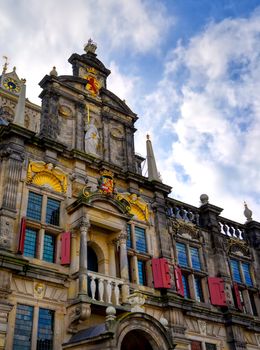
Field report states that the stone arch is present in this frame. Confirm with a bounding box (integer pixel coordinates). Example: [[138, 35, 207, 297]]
[[115, 313, 174, 350], [87, 240, 105, 274]]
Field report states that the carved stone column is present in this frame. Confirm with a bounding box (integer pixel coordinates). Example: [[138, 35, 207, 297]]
[[1, 149, 24, 211], [79, 217, 90, 295], [118, 230, 129, 303], [0, 148, 24, 251]]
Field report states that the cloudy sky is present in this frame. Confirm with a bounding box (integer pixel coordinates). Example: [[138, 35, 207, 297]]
[[1, 0, 260, 223]]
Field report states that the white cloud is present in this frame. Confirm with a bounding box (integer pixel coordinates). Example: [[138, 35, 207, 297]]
[[137, 9, 260, 223], [0, 0, 173, 103]]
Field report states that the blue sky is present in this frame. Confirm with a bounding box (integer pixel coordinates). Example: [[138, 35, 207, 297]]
[[1, 0, 260, 223]]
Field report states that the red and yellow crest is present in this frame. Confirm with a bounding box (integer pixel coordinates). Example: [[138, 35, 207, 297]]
[[98, 170, 114, 194]]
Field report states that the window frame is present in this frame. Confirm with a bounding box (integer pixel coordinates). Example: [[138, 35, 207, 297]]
[[126, 222, 151, 286], [23, 188, 63, 264], [13, 303, 55, 350], [175, 239, 206, 303]]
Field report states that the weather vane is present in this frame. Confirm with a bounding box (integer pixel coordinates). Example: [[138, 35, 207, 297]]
[[2, 55, 9, 73]]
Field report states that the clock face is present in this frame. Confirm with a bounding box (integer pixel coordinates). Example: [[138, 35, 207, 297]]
[[3, 77, 21, 93]]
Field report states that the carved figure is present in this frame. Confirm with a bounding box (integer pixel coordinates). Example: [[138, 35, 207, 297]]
[[84, 120, 99, 156]]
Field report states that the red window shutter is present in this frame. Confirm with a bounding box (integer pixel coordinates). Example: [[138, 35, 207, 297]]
[[233, 282, 243, 311], [208, 277, 226, 306], [152, 258, 163, 288], [191, 341, 202, 350], [152, 258, 171, 289], [17, 217, 26, 254], [174, 266, 184, 296], [61, 232, 71, 265], [160, 258, 171, 288]]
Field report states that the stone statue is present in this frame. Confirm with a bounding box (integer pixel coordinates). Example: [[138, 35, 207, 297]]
[[84, 119, 100, 156]]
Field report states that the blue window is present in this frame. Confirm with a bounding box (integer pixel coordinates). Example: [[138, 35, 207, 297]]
[[37, 308, 54, 350], [182, 274, 190, 298], [194, 277, 204, 302], [176, 243, 188, 267], [126, 224, 132, 249], [241, 262, 253, 286], [135, 227, 147, 253], [46, 198, 60, 226], [138, 260, 146, 285], [230, 259, 242, 283], [190, 247, 201, 271], [24, 228, 37, 258], [13, 304, 34, 350], [27, 192, 42, 221], [43, 234, 55, 263]]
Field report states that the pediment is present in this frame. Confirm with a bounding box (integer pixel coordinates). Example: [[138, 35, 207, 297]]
[[101, 89, 137, 119]]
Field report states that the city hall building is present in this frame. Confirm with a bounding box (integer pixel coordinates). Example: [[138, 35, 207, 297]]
[[0, 40, 260, 350]]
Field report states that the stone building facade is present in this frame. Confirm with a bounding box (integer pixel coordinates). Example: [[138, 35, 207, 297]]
[[0, 41, 260, 350]]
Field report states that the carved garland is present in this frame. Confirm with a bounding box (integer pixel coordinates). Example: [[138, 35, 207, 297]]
[[27, 161, 67, 193]]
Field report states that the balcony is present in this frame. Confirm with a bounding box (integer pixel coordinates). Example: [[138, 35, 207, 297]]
[[87, 271, 128, 306]]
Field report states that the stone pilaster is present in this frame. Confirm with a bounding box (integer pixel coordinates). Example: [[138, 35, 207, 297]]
[[75, 101, 85, 151], [125, 126, 135, 172], [101, 111, 110, 162], [79, 217, 90, 295]]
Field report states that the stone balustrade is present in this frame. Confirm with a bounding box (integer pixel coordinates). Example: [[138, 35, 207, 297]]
[[87, 271, 126, 306], [218, 218, 245, 240], [166, 200, 200, 225]]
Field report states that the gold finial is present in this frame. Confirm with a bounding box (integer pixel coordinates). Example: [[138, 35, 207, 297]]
[[2, 56, 8, 73]]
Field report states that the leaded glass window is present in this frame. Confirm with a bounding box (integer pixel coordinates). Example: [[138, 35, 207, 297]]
[[138, 260, 146, 285], [37, 308, 54, 350], [43, 234, 55, 263], [13, 304, 34, 350], [230, 259, 242, 283], [176, 242, 188, 267], [194, 276, 204, 302], [205, 344, 217, 350], [126, 224, 132, 249], [135, 227, 147, 253], [46, 198, 60, 226], [27, 192, 42, 221], [241, 262, 253, 286], [23, 228, 37, 258], [182, 274, 190, 298], [190, 247, 201, 270]]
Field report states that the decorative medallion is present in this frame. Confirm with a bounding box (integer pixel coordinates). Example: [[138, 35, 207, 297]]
[[116, 192, 149, 222], [98, 170, 114, 194], [27, 161, 67, 193], [59, 105, 73, 117]]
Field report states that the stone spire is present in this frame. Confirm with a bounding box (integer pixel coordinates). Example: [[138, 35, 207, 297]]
[[146, 134, 161, 182], [13, 79, 26, 127]]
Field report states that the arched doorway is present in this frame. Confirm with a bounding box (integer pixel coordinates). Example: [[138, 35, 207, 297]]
[[121, 330, 153, 350], [87, 246, 98, 272], [87, 245, 98, 299]]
